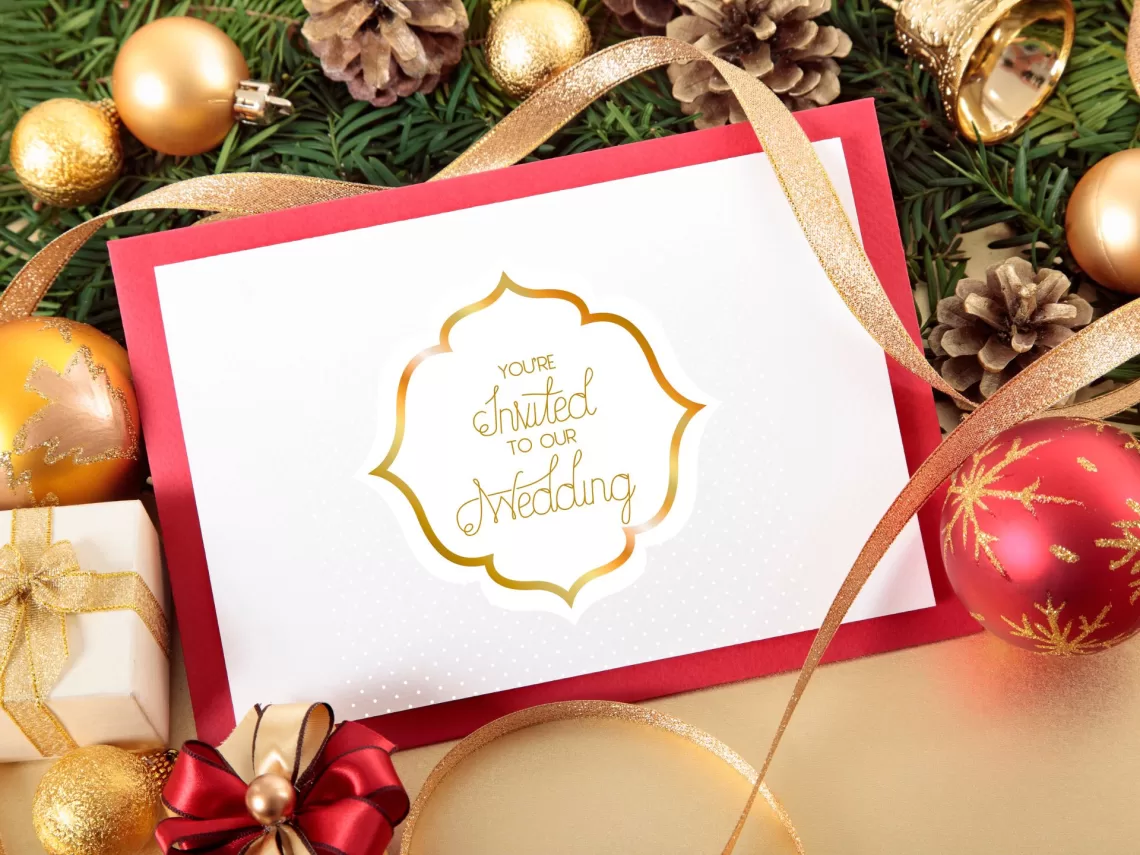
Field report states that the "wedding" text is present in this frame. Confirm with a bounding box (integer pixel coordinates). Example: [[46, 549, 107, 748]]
[[455, 449, 635, 536]]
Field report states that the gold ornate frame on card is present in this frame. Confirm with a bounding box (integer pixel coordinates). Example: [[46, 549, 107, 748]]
[[369, 273, 704, 607]]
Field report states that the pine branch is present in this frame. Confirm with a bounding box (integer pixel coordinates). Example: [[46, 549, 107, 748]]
[[0, 0, 690, 340]]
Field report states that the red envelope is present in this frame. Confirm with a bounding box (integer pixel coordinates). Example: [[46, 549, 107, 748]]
[[111, 98, 979, 749]]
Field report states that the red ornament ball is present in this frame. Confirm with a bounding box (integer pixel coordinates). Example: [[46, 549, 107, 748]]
[[941, 417, 1140, 655]]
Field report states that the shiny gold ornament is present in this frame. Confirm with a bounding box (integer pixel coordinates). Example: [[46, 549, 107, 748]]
[[245, 773, 298, 825], [32, 745, 160, 855], [0, 318, 140, 510], [485, 0, 592, 98], [1065, 149, 1140, 295], [112, 17, 292, 157], [9, 99, 123, 207], [884, 0, 1074, 144]]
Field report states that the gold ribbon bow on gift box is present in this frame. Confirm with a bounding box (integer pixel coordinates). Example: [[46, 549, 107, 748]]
[[0, 507, 168, 756]]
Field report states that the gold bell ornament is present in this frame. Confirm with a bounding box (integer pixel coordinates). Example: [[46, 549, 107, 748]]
[[485, 0, 593, 99], [883, 0, 1075, 143], [10, 16, 292, 206]]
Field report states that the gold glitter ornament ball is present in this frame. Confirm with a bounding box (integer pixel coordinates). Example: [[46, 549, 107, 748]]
[[33, 745, 160, 855], [112, 17, 249, 156], [1066, 149, 1140, 294], [0, 318, 140, 510], [9, 99, 123, 207], [485, 0, 592, 98]]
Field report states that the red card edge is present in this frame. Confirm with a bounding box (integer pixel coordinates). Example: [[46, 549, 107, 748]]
[[109, 97, 979, 750]]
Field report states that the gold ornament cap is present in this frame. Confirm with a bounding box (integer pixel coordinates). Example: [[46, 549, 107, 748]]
[[10, 98, 123, 207], [886, 0, 1075, 143]]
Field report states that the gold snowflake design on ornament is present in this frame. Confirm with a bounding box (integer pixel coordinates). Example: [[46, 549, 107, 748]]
[[1062, 419, 1110, 435], [942, 437, 1080, 577], [1094, 498, 1140, 606], [13, 347, 138, 465], [1002, 594, 1128, 655], [38, 317, 75, 342]]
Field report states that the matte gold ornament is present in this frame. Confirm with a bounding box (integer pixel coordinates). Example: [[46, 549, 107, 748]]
[[0, 318, 140, 510], [112, 17, 292, 157], [884, 0, 1075, 143], [1065, 148, 1140, 295], [9, 99, 123, 207], [32, 745, 160, 855], [485, 0, 592, 98]]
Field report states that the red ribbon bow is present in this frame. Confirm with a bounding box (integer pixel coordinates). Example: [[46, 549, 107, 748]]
[[156, 703, 408, 855]]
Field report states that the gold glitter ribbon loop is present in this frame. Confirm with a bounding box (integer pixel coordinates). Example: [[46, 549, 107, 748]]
[[0, 507, 169, 756], [400, 700, 805, 854]]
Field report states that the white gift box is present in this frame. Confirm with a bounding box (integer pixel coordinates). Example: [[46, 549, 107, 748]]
[[0, 500, 168, 762]]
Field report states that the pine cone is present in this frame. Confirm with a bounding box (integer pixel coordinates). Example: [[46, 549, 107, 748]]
[[602, 0, 678, 34], [302, 0, 469, 107], [665, 0, 852, 128], [929, 257, 1093, 403]]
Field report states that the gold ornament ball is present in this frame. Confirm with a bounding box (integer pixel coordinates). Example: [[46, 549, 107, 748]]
[[0, 318, 140, 510], [112, 16, 249, 156], [9, 99, 123, 207], [33, 745, 160, 855], [1066, 148, 1140, 295], [485, 0, 592, 99], [245, 773, 297, 825]]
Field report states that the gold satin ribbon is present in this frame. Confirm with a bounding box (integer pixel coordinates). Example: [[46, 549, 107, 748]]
[[216, 703, 336, 855], [0, 507, 169, 756], [5, 34, 1140, 847]]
